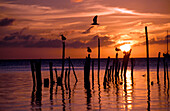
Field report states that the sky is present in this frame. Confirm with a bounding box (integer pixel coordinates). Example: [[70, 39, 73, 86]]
[[0, 0, 170, 59]]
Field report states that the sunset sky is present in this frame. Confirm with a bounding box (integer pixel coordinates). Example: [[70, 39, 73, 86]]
[[0, 0, 170, 59]]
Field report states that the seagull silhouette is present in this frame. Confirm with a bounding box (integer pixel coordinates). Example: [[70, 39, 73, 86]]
[[87, 47, 92, 53], [61, 34, 66, 40], [91, 15, 99, 25], [115, 47, 121, 51]]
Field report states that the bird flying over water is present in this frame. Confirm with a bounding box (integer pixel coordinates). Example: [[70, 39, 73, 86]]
[[61, 34, 66, 40], [91, 15, 99, 25], [87, 47, 92, 53]]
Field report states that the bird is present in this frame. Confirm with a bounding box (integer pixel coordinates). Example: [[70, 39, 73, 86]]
[[142, 74, 146, 77], [61, 34, 66, 40], [87, 47, 92, 53], [91, 15, 99, 25], [115, 47, 121, 51]]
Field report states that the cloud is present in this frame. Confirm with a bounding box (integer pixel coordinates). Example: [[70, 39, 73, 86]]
[[0, 18, 15, 26]]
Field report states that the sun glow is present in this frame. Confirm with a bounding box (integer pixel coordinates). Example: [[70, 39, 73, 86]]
[[120, 44, 131, 52]]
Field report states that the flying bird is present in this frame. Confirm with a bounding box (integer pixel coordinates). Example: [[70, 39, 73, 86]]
[[115, 47, 121, 51], [61, 34, 66, 40], [87, 47, 92, 53], [91, 15, 99, 25]]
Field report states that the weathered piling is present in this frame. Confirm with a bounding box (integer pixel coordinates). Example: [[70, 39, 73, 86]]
[[166, 62, 169, 84], [117, 62, 121, 81], [157, 52, 160, 84], [44, 78, 49, 87], [84, 54, 91, 89], [49, 62, 54, 84], [115, 53, 118, 84], [92, 60, 94, 85], [65, 68, 68, 90], [103, 56, 110, 85], [163, 57, 166, 86], [131, 58, 134, 85], [70, 60, 78, 82], [145, 26, 150, 90], [61, 41, 65, 82], [121, 57, 125, 80], [145, 26, 150, 111], [123, 49, 132, 90], [35, 61, 42, 89], [30, 60, 36, 87], [68, 57, 71, 80], [112, 59, 115, 82], [54, 68, 58, 82], [98, 38, 100, 80]]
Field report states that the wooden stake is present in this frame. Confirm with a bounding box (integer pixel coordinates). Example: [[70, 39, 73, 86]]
[[92, 60, 94, 85], [54, 68, 58, 82], [35, 61, 42, 89], [49, 62, 54, 84], [70, 60, 78, 82], [131, 58, 134, 85], [157, 52, 160, 84], [163, 57, 166, 87], [112, 59, 115, 82], [98, 38, 100, 80], [115, 53, 118, 84], [61, 41, 65, 82], [30, 60, 36, 87], [103, 56, 110, 84]]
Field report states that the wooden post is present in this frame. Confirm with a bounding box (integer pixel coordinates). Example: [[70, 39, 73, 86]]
[[117, 62, 121, 81], [30, 60, 36, 87], [68, 57, 71, 79], [65, 68, 68, 90], [112, 59, 115, 82], [92, 60, 94, 85], [54, 68, 58, 82], [121, 57, 125, 80], [35, 61, 42, 89], [131, 58, 134, 85], [70, 60, 78, 82], [166, 62, 169, 85], [84, 54, 91, 89], [163, 57, 166, 87], [98, 38, 100, 80], [49, 62, 54, 84], [145, 26, 150, 111], [103, 56, 110, 84], [115, 53, 118, 84], [61, 41, 65, 82], [157, 52, 160, 84]]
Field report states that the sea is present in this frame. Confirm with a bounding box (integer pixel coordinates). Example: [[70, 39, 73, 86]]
[[0, 58, 169, 111]]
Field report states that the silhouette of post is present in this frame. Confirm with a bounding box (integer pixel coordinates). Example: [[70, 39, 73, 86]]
[[163, 57, 166, 86], [121, 57, 125, 80], [145, 26, 150, 111], [115, 53, 118, 84], [35, 61, 42, 89], [92, 60, 94, 85], [166, 62, 169, 85], [131, 58, 134, 85], [30, 60, 36, 87], [103, 56, 110, 85], [54, 68, 58, 82], [65, 68, 68, 90], [68, 57, 71, 81], [49, 62, 54, 84], [157, 52, 160, 84], [61, 41, 65, 82], [84, 54, 91, 89], [112, 59, 115, 82], [70, 60, 78, 82], [98, 38, 100, 81]]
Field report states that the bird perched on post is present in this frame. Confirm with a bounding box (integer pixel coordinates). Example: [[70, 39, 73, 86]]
[[61, 34, 66, 40], [115, 47, 121, 51], [91, 15, 99, 25], [87, 47, 92, 53]]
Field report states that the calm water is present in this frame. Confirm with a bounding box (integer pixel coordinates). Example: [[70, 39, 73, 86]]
[[0, 58, 170, 111]]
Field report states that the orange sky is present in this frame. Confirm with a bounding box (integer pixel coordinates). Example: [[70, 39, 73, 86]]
[[0, 0, 170, 59]]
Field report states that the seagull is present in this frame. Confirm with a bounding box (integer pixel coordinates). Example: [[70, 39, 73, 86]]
[[61, 34, 66, 40], [91, 15, 99, 25], [115, 47, 121, 51], [87, 47, 92, 53]]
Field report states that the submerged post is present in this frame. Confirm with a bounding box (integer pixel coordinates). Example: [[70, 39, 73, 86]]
[[49, 62, 54, 84], [166, 62, 169, 85], [103, 56, 110, 84], [54, 68, 58, 82], [145, 26, 150, 89], [163, 57, 166, 86], [115, 53, 118, 84], [70, 60, 78, 82], [35, 61, 42, 89], [157, 52, 160, 84], [30, 60, 36, 87], [112, 59, 115, 82], [98, 38, 100, 80], [131, 58, 134, 85], [92, 60, 94, 85], [61, 41, 65, 82], [145, 26, 150, 111]]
